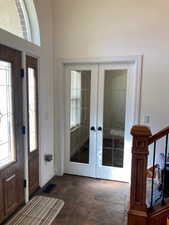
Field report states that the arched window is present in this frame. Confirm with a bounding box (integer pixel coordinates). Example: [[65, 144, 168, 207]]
[[0, 0, 40, 46]]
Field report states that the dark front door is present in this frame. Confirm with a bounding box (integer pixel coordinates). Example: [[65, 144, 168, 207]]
[[26, 56, 39, 196], [0, 44, 24, 223]]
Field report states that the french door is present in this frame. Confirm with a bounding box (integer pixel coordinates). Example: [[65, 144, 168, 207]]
[[65, 62, 137, 182], [0, 45, 24, 223], [65, 64, 98, 177], [96, 64, 133, 182]]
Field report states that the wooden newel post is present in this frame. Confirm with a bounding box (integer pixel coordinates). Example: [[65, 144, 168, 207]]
[[128, 126, 152, 225]]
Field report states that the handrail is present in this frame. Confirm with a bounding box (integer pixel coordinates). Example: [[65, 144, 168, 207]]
[[148, 126, 169, 145], [128, 125, 169, 225], [128, 126, 151, 225]]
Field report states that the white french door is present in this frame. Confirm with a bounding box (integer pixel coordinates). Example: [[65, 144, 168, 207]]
[[64, 64, 98, 177], [64, 62, 139, 182], [96, 64, 135, 182]]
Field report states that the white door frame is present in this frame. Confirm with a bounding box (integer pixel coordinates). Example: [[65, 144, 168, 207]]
[[56, 56, 143, 180]]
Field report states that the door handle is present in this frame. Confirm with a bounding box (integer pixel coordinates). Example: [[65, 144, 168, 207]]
[[98, 127, 102, 131], [91, 126, 96, 131]]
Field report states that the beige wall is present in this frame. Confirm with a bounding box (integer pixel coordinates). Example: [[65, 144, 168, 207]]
[[0, 0, 167, 178], [34, 0, 55, 185], [0, 0, 23, 38], [53, 0, 169, 172], [54, 0, 169, 130]]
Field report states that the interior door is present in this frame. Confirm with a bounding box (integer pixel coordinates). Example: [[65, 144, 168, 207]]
[[26, 56, 39, 196], [96, 64, 134, 182], [64, 64, 98, 177], [0, 44, 24, 223], [64, 63, 136, 182]]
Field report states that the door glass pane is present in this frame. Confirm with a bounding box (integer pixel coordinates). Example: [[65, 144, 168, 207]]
[[28, 68, 37, 152], [102, 70, 127, 168], [0, 60, 15, 167], [70, 70, 91, 164]]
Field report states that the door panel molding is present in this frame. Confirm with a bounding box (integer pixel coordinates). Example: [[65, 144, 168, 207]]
[[0, 182, 4, 223], [4, 173, 17, 216]]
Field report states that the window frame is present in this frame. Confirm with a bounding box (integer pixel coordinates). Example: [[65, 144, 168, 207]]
[[0, 0, 40, 45], [17, 0, 32, 42]]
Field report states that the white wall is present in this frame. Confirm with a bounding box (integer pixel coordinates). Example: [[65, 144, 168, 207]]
[[34, 0, 55, 186], [53, 0, 169, 173], [0, 0, 55, 187], [0, 0, 23, 38]]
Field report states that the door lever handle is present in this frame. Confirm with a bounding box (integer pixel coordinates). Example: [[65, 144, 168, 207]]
[[98, 127, 102, 131], [91, 126, 96, 131]]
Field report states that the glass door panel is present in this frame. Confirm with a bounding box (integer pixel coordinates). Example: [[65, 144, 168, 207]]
[[0, 60, 15, 167], [70, 70, 91, 164], [102, 70, 127, 168], [28, 68, 38, 152]]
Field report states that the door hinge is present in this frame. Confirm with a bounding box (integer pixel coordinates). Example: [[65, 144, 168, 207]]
[[21, 68, 25, 78], [24, 179, 27, 188], [22, 126, 26, 135]]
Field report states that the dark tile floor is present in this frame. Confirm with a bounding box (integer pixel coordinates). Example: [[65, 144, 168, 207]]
[[43, 175, 130, 225]]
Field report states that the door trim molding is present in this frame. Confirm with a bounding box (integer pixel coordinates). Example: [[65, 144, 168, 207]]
[[55, 55, 143, 176]]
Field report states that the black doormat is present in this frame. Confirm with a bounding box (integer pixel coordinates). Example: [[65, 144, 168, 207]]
[[43, 183, 56, 193]]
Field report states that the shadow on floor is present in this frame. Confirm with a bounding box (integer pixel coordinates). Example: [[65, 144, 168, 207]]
[[41, 175, 130, 225]]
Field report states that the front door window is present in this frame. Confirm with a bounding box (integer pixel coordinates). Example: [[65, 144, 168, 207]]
[[0, 60, 15, 167]]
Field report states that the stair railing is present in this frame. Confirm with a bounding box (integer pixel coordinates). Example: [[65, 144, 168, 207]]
[[128, 125, 169, 225]]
